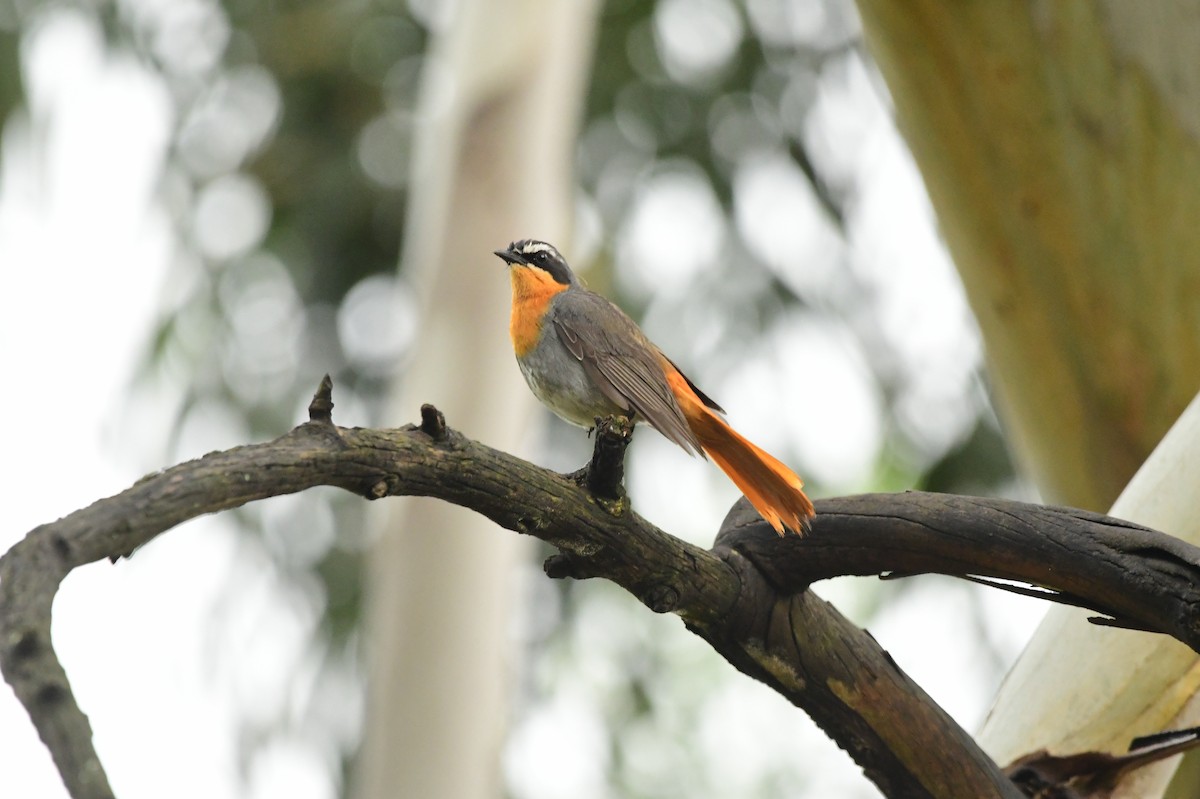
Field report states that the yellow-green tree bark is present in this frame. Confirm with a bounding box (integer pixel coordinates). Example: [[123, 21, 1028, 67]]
[[858, 0, 1200, 511]]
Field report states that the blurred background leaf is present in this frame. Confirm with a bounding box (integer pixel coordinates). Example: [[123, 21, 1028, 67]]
[[0, 1, 1035, 797]]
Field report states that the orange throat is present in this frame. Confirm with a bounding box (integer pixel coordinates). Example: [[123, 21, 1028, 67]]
[[509, 266, 568, 357]]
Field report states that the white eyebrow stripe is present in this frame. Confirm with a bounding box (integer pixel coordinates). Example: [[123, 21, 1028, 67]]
[[520, 241, 559, 257]]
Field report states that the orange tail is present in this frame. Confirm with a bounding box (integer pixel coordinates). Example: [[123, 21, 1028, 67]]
[[670, 377, 814, 535]]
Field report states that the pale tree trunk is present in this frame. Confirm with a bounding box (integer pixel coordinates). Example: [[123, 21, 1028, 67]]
[[353, 3, 599, 799], [855, 1, 1200, 795]]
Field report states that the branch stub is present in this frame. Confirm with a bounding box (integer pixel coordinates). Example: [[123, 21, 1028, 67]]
[[419, 404, 447, 440], [308, 375, 335, 422]]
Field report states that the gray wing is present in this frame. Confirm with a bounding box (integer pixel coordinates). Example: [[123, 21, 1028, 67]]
[[551, 290, 704, 455]]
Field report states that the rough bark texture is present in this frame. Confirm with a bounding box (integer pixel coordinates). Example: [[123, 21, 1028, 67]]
[[719, 494, 1200, 649], [8, 381, 1200, 798]]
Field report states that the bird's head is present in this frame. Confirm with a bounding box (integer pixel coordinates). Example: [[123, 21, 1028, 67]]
[[494, 239, 577, 287]]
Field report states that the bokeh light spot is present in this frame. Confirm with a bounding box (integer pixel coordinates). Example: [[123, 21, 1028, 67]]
[[144, 0, 231, 77], [178, 65, 282, 177], [733, 151, 842, 297], [217, 253, 303, 404], [654, 0, 743, 85], [618, 164, 724, 298], [336, 274, 418, 376], [194, 172, 272, 261], [356, 113, 412, 189]]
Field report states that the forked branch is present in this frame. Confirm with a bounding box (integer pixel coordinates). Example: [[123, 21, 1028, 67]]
[[4, 377, 1200, 799]]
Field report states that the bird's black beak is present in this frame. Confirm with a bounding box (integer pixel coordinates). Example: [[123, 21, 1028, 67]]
[[494, 247, 525, 266]]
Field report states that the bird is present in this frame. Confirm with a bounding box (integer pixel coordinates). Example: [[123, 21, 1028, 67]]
[[494, 238, 814, 535]]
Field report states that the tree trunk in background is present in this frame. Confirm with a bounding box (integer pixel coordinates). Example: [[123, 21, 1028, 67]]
[[353, 3, 598, 799], [855, 1, 1200, 795], [858, 0, 1200, 511]]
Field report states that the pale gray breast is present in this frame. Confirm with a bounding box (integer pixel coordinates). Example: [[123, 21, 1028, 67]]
[[518, 315, 627, 428]]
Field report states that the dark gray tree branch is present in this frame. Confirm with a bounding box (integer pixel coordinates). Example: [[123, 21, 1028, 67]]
[[718, 494, 1200, 650], [3, 377, 1198, 798]]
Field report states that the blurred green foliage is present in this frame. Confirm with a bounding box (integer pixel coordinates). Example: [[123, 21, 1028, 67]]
[[0, 0, 1022, 796]]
